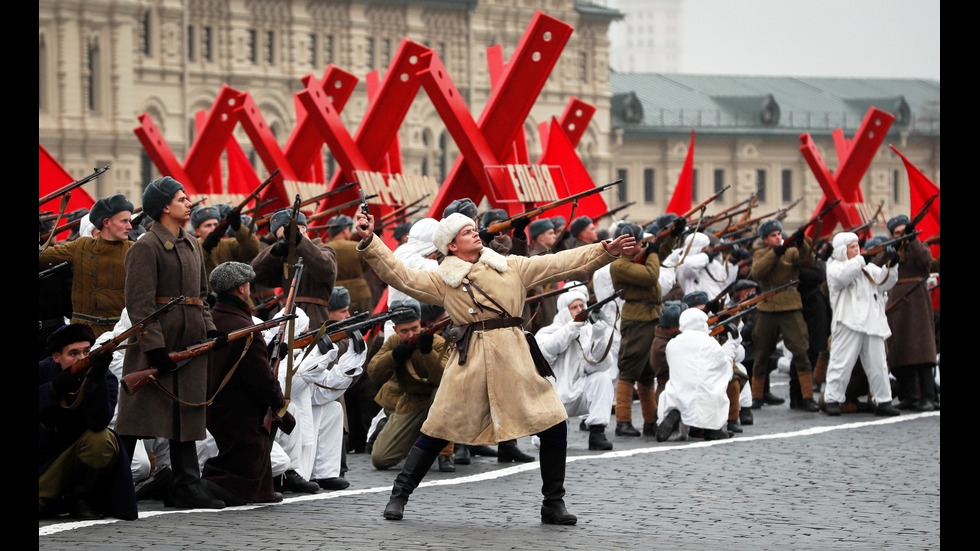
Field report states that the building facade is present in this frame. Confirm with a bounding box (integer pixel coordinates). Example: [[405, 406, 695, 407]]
[[39, 0, 621, 201]]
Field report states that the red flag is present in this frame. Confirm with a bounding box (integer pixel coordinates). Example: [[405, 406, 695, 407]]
[[666, 130, 695, 215], [39, 144, 96, 215], [890, 145, 940, 310]]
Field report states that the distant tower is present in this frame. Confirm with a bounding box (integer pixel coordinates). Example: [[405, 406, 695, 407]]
[[607, 0, 682, 73]]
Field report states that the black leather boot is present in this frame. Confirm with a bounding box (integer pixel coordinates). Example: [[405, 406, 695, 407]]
[[656, 409, 681, 442], [615, 422, 641, 437], [384, 445, 439, 520], [67, 463, 106, 520], [498, 439, 535, 463], [539, 433, 576, 525], [454, 444, 471, 465], [168, 440, 225, 509], [588, 425, 613, 450]]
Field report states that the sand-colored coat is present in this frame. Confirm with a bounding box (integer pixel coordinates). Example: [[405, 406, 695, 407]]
[[358, 236, 616, 445], [115, 223, 215, 441]]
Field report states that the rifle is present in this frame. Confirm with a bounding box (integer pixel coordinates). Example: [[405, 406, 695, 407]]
[[926, 234, 940, 246], [121, 314, 295, 396], [906, 193, 940, 233], [709, 307, 757, 337], [862, 230, 922, 257], [592, 201, 636, 224], [38, 209, 90, 242], [704, 234, 758, 256], [39, 262, 69, 281], [716, 198, 801, 238], [380, 205, 428, 230], [39, 165, 110, 206], [782, 199, 841, 248], [377, 193, 431, 225], [572, 289, 625, 323], [525, 282, 587, 305], [250, 291, 285, 315], [708, 280, 798, 326], [289, 311, 372, 350], [846, 202, 884, 238], [405, 316, 453, 346], [688, 193, 759, 231], [634, 186, 731, 265], [486, 179, 624, 234], [283, 195, 303, 279], [242, 198, 278, 218], [265, 256, 304, 430], [207, 169, 279, 240], [253, 183, 359, 228]]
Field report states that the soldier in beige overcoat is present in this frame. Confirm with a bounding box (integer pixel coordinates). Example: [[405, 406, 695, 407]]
[[354, 210, 634, 526]]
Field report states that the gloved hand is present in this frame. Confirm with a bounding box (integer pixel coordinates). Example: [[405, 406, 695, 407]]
[[87, 351, 112, 379], [418, 332, 435, 355], [792, 228, 806, 245], [349, 330, 366, 354], [479, 230, 499, 243], [671, 218, 687, 238], [392, 341, 417, 364], [202, 231, 222, 253], [146, 348, 178, 372], [510, 217, 530, 240], [207, 330, 228, 350], [885, 245, 901, 267], [277, 411, 296, 435], [773, 245, 787, 257], [316, 336, 335, 355], [227, 210, 242, 231], [588, 309, 607, 324], [50, 368, 84, 397]]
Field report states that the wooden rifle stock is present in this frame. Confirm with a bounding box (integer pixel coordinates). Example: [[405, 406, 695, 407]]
[[707, 280, 798, 326], [572, 289, 625, 323], [783, 199, 841, 247]]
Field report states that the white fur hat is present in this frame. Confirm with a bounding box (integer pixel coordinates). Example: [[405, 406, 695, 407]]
[[432, 213, 477, 256]]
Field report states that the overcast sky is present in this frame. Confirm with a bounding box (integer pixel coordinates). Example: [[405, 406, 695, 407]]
[[680, 0, 940, 80]]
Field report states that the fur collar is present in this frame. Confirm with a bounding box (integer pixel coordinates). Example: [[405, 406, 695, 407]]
[[437, 247, 509, 287]]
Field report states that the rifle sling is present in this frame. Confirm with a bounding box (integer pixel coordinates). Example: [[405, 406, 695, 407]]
[[155, 297, 205, 306], [147, 333, 255, 407]]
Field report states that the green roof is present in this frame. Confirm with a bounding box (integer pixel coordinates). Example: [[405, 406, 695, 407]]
[[610, 73, 940, 137]]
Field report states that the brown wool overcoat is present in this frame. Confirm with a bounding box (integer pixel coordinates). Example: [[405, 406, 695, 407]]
[[886, 239, 938, 368], [115, 223, 215, 441]]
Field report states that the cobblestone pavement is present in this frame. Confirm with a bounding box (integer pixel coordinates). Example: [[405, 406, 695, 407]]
[[40, 377, 941, 550]]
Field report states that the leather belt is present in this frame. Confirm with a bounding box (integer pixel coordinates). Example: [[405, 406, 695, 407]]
[[896, 277, 922, 284], [444, 317, 523, 365], [296, 296, 331, 308], [71, 313, 121, 324], [155, 297, 205, 306]]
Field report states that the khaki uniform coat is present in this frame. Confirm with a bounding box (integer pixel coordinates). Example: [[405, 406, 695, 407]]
[[359, 236, 616, 445], [39, 237, 133, 336], [202, 226, 261, 275], [368, 333, 449, 414], [116, 223, 215, 441], [326, 237, 373, 312], [751, 240, 813, 312], [886, 239, 937, 367]]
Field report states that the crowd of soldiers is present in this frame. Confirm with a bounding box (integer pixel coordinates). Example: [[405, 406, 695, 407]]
[[39, 177, 940, 525]]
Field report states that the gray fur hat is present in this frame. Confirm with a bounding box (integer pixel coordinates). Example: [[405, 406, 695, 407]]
[[141, 177, 184, 221], [568, 216, 593, 238], [329, 286, 350, 311], [886, 214, 910, 234], [89, 194, 135, 230], [659, 301, 684, 328], [420, 303, 446, 325], [443, 198, 478, 219], [480, 209, 508, 230], [682, 290, 709, 308], [529, 219, 555, 240], [613, 221, 640, 241], [191, 205, 221, 229], [550, 216, 566, 229], [864, 235, 887, 250], [269, 208, 308, 237], [209, 261, 255, 293], [390, 299, 422, 324], [758, 219, 783, 238], [326, 214, 353, 237]]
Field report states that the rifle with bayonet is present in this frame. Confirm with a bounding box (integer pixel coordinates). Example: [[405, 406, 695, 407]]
[[120, 314, 296, 396], [39, 165, 110, 206], [782, 199, 842, 248], [206, 169, 279, 242], [486, 179, 624, 234]]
